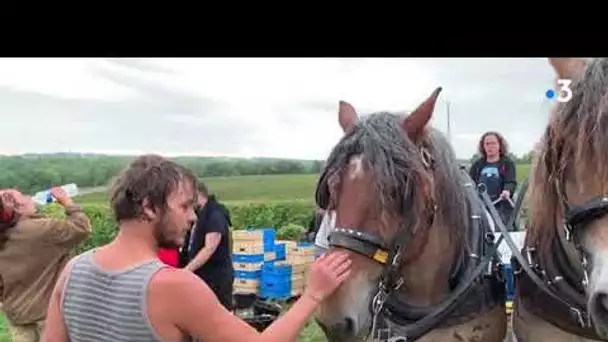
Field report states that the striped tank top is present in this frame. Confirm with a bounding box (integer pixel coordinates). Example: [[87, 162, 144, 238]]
[[61, 250, 180, 342]]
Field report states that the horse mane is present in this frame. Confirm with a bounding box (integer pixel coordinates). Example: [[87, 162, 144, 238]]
[[527, 58, 608, 247], [317, 112, 468, 258]]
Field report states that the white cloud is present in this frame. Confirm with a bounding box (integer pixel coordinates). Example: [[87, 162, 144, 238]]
[[0, 58, 558, 159]]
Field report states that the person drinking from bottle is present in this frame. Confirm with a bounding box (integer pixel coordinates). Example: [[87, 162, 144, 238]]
[[42, 154, 352, 342], [0, 187, 91, 342], [469, 131, 518, 227]]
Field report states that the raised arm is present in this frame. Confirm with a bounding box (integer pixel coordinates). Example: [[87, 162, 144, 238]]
[[170, 251, 351, 342], [184, 210, 225, 272], [42, 187, 91, 248]]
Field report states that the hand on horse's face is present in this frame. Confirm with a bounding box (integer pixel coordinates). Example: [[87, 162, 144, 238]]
[[305, 251, 352, 302]]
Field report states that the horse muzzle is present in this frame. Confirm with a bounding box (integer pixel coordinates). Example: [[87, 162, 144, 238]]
[[316, 317, 362, 342]]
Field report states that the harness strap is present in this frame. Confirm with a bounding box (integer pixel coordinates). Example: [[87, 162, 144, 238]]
[[485, 179, 591, 328], [377, 169, 515, 341]]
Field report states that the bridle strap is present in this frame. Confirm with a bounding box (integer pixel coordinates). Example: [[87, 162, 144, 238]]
[[565, 195, 608, 227], [329, 228, 390, 264]]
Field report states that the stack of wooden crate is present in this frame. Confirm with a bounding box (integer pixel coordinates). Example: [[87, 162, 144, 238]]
[[232, 230, 265, 295], [279, 242, 315, 295], [232, 228, 277, 295]]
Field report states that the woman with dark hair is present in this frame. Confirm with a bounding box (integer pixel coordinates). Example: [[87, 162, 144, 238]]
[[469, 131, 518, 227], [0, 187, 91, 342]]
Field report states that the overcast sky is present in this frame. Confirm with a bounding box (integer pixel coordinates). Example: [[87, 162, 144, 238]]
[[0, 58, 556, 160]]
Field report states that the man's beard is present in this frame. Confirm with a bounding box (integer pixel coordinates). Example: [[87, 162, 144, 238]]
[[153, 214, 180, 249]]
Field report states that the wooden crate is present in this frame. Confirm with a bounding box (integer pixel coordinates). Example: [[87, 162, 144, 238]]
[[233, 261, 264, 271], [234, 285, 259, 295], [291, 287, 304, 296], [277, 260, 310, 273], [234, 278, 260, 287], [233, 230, 264, 242], [286, 255, 315, 264], [290, 277, 305, 290], [234, 278, 260, 294], [233, 241, 264, 254], [277, 240, 297, 248], [286, 246, 315, 256]]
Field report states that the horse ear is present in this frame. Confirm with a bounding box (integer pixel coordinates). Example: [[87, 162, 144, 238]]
[[338, 101, 358, 132], [401, 87, 442, 139], [548, 58, 586, 79]]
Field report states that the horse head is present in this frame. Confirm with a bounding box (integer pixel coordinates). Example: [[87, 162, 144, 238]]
[[314, 88, 478, 340], [526, 57, 608, 338]]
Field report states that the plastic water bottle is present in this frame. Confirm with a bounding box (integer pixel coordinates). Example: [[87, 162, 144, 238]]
[[31, 183, 79, 205]]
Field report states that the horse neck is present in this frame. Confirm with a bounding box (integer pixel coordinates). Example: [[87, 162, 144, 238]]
[[398, 211, 459, 306]]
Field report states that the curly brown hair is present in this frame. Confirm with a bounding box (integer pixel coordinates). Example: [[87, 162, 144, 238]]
[[477, 131, 509, 158], [108, 154, 199, 222]]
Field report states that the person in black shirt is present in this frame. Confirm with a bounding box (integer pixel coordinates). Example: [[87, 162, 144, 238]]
[[182, 183, 234, 310], [304, 206, 325, 242], [469, 131, 517, 228]]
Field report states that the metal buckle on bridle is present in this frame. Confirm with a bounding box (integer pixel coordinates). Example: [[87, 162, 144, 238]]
[[564, 221, 573, 242], [370, 285, 389, 341], [370, 247, 405, 341], [581, 255, 590, 289], [570, 307, 591, 328]]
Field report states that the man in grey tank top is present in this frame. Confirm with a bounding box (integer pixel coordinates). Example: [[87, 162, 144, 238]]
[[42, 154, 352, 342]]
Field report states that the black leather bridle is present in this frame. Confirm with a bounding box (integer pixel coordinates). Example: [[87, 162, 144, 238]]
[[499, 175, 608, 332], [497, 126, 608, 333]]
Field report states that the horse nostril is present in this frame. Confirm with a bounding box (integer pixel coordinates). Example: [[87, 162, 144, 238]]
[[344, 317, 356, 335], [589, 293, 608, 337], [592, 293, 608, 316], [315, 319, 329, 334]]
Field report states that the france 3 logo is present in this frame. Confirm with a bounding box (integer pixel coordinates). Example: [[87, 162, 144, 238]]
[[545, 79, 573, 103]]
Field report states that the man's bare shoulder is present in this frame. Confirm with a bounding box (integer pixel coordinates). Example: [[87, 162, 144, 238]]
[[147, 267, 219, 331], [149, 267, 213, 297]]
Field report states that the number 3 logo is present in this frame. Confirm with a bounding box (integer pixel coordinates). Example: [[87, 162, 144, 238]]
[[556, 79, 573, 103]]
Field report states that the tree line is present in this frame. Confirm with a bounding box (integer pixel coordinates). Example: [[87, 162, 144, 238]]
[[1, 150, 534, 195], [0, 153, 324, 194]]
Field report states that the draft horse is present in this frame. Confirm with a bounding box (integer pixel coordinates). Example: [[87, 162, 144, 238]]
[[314, 88, 509, 341], [505, 58, 608, 342]]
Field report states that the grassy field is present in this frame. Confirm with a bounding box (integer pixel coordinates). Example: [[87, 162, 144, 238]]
[[76, 173, 321, 204], [0, 314, 7, 342], [76, 165, 532, 205], [0, 165, 531, 341]]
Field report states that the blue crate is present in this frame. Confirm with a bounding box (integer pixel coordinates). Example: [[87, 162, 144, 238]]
[[234, 270, 262, 279], [504, 263, 515, 301], [260, 263, 299, 299], [260, 281, 291, 298], [264, 243, 275, 253], [259, 227, 277, 240], [260, 288, 292, 300], [275, 243, 286, 261], [260, 228, 277, 252], [263, 260, 275, 268], [233, 254, 264, 263], [262, 263, 292, 277]]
